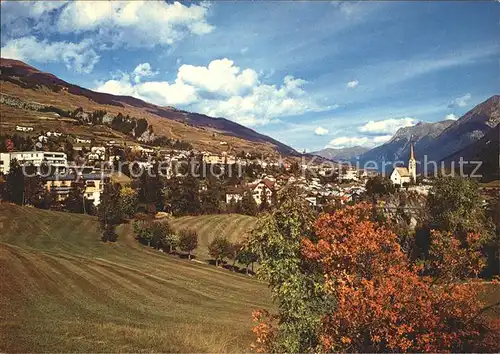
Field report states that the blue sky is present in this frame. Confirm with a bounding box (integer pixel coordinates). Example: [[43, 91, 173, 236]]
[[1, 1, 499, 152]]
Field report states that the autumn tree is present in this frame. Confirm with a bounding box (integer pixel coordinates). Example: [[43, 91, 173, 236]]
[[208, 236, 231, 266], [252, 203, 500, 353], [178, 229, 198, 259]]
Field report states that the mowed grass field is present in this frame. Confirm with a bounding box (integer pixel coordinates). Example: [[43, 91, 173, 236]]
[[169, 214, 256, 261], [0, 204, 271, 352]]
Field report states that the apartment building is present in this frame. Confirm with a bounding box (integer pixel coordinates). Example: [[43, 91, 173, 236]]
[[0, 151, 68, 174]]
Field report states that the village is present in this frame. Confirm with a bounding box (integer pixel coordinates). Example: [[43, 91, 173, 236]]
[[0, 124, 436, 211]]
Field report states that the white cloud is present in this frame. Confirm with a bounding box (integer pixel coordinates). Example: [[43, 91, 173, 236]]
[[314, 127, 329, 136], [327, 136, 369, 148], [358, 117, 416, 134], [347, 80, 359, 88], [444, 113, 458, 121], [96, 59, 326, 125], [449, 93, 471, 108], [240, 47, 249, 54], [1, 36, 99, 73], [327, 134, 392, 148], [199, 75, 322, 126], [56, 1, 214, 48], [96, 73, 198, 106], [132, 63, 158, 83], [177, 58, 259, 97]]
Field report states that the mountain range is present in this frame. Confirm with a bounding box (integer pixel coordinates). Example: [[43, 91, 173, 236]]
[[311, 146, 369, 161], [355, 95, 500, 176], [0, 58, 298, 156]]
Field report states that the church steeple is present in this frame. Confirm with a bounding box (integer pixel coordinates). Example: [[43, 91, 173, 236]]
[[408, 142, 416, 182]]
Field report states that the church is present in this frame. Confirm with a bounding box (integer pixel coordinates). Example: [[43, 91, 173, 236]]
[[390, 144, 417, 186]]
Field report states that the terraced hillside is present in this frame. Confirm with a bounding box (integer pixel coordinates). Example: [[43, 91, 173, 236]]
[[0, 204, 270, 352], [170, 214, 256, 261]]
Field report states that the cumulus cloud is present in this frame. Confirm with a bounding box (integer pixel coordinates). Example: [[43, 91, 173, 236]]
[[358, 117, 416, 135], [327, 134, 392, 148], [444, 113, 459, 120], [347, 80, 359, 88], [448, 93, 471, 108], [96, 59, 326, 126], [178, 59, 259, 97], [132, 63, 158, 83], [1, 35, 99, 73], [56, 1, 214, 48], [96, 72, 198, 106], [0, 1, 215, 71], [314, 127, 329, 136]]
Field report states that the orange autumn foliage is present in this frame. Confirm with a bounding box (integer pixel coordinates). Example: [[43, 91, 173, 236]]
[[253, 203, 499, 353], [301, 203, 499, 352]]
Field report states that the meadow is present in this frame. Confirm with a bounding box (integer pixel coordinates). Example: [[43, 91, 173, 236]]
[[0, 204, 270, 352], [169, 214, 256, 261]]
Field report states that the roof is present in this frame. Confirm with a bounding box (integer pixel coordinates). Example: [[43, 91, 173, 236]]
[[226, 185, 247, 194], [393, 167, 410, 177]]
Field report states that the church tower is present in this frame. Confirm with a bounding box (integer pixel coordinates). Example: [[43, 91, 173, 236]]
[[408, 143, 417, 183]]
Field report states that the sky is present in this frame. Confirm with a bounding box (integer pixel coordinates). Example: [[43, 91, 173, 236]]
[[1, 1, 499, 152]]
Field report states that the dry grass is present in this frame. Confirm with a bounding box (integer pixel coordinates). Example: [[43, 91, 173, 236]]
[[0, 204, 271, 352]]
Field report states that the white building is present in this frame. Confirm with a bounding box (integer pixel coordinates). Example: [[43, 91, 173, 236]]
[[390, 144, 417, 186], [0, 151, 68, 174], [340, 168, 359, 181]]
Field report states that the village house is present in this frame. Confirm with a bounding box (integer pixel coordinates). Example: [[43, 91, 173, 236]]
[[248, 178, 275, 205], [225, 185, 246, 204], [340, 168, 359, 181], [44, 173, 109, 206]]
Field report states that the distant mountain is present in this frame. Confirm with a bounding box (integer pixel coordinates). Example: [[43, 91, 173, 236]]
[[440, 123, 500, 182], [312, 146, 369, 161], [426, 95, 500, 162], [0, 58, 298, 155], [357, 95, 500, 172], [356, 120, 454, 169]]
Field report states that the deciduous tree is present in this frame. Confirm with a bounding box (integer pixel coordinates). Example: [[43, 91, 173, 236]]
[[208, 236, 232, 266], [252, 203, 500, 353], [178, 229, 198, 259]]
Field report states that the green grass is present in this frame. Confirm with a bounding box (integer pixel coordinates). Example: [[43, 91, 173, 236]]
[[169, 214, 256, 261], [0, 204, 271, 352]]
